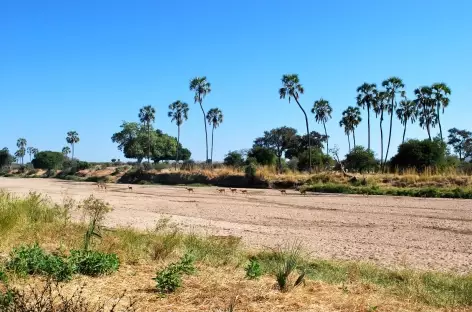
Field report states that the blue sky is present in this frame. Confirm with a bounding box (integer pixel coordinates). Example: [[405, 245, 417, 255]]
[[1, 0, 471, 162]]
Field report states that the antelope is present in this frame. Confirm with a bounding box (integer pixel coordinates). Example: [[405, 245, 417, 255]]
[[240, 189, 248, 195], [128, 186, 133, 190], [97, 182, 106, 190], [230, 188, 238, 194], [299, 189, 307, 196], [280, 190, 287, 195], [217, 188, 226, 194], [185, 187, 194, 193]]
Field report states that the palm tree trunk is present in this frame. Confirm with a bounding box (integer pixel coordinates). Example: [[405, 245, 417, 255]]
[[323, 121, 328, 156], [384, 99, 394, 166], [437, 104, 443, 141], [175, 125, 180, 170], [211, 126, 215, 164], [294, 98, 311, 172], [347, 133, 351, 152], [380, 111, 384, 170], [367, 106, 371, 151], [199, 102, 209, 163], [148, 123, 151, 163], [402, 123, 407, 144], [71, 144, 74, 160], [353, 130, 356, 148], [427, 124, 432, 140]]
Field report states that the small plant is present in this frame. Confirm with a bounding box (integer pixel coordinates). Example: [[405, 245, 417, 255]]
[[69, 250, 120, 277], [272, 243, 305, 292], [79, 195, 112, 251], [153, 253, 196, 294], [245, 258, 262, 280]]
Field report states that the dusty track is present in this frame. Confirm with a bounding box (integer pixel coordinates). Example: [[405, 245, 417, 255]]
[[1, 177, 471, 273]]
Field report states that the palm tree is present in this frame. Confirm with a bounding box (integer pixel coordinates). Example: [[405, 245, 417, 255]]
[[66, 131, 80, 160], [16, 138, 27, 165], [373, 91, 388, 169], [382, 77, 405, 166], [168, 100, 189, 169], [396, 96, 418, 144], [311, 98, 332, 156], [414, 86, 436, 140], [339, 116, 353, 152], [431, 83, 451, 142], [138, 105, 156, 163], [279, 74, 312, 171], [341, 106, 362, 148], [26, 147, 38, 162], [206, 108, 224, 164], [62, 146, 71, 157], [190, 77, 212, 163], [356, 83, 377, 151]]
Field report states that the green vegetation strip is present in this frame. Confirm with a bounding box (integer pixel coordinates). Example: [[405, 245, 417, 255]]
[[305, 183, 472, 199]]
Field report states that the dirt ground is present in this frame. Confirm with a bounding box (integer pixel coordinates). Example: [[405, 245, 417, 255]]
[[1, 177, 471, 273]]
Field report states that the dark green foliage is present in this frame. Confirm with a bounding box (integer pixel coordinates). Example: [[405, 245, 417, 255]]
[[245, 258, 262, 280], [68, 250, 119, 277], [285, 131, 327, 159], [32, 151, 64, 170], [390, 139, 447, 170], [153, 253, 196, 294], [344, 146, 378, 173], [244, 163, 257, 179], [0, 148, 14, 169], [297, 148, 332, 171], [447, 128, 472, 161], [223, 150, 245, 167], [247, 146, 276, 166]]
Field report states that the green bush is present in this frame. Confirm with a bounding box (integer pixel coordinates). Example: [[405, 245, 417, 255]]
[[69, 250, 119, 277], [32, 151, 64, 170], [244, 163, 257, 179], [224, 150, 245, 168], [390, 138, 447, 171], [153, 253, 196, 294], [344, 146, 378, 173], [245, 258, 262, 280]]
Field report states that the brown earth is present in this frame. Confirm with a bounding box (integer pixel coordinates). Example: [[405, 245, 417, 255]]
[[1, 177, 471, 273]]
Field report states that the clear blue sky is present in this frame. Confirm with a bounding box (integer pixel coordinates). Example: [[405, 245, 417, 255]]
[[1, 0, 471, 162]]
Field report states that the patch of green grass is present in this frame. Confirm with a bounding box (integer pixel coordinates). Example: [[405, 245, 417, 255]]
[[183, 234, 244, 266], [153, 253, 196, 294]]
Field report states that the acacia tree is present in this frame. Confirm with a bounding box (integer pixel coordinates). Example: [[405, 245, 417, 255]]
[[373, 91, 388, 169], [66, 131, 80, 160], [431, 83, 451, 142], [138, 105, 156, 163], [168, 101, 189, 169], [447, 128, 472, 161], [279, 74, 312, 171], [341, 106, 362, 148], [396, 96, 417, 144], [356, 83, 377, 151], [206, 108, 224, 164], [190, 77, 212, 163], [311, 98, 332, 156], [16, 138, 27, 165], [62, 146, 71, 157], [254, 126, 297, 173], [414, 86, 436, 140], [26, 147, 38, 162], [382, 77, 405, 166]]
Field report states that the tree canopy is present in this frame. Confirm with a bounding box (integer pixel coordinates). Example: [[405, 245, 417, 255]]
[[32, 151, 64, 170], [390, 139, 447, 170]]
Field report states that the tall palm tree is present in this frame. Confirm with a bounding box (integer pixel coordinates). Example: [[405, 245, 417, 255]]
[[26, 147, 38, 162], [431, 83, 451, 142], [66, 131, 80, 160], [356, 83, 377, 151], [16, 138, 27, 165], [339, 116, 353, 152], [168, 100, 189, 169], [190, 77, 212, 163], [279, 74, 312, 171], [414, 86, 436, 140], [206, 108, 224, 164], [382, 77, 405, 166], [62, 146, 71, 157], [373, 91, 388, 169], [311, 98, 332, 156], [138, 105, 156, 163], [396, 96, 417, 144], [341, 106, 362, 148]]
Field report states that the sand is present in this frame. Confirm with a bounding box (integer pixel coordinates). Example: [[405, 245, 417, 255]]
[[1, 177, 471, 273]]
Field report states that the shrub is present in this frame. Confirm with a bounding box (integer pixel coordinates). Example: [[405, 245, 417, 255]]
[[245, 258, 262, 280], [0, 149, 14, 169], [69, 250, 119, 276], [390, 139, 447, 171], [344, 146, 378, 173], [153, 253, 196, 294], [244, 163, 257, 180], [247, 146, 276, 166], [32, 151, 64, 170], [224, 151, 245, 168]]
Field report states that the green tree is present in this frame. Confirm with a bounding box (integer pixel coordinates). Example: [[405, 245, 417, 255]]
[[26, 147, 38, 162], [339, 116, 353, 152], [254, 127, 297, 172], [390, 139, 447, 171], [340, 106, 362, 149], [32, 151, 64, 170], [16, 138, 27, 165], [138, 105, 156, 163], [396, 96, 418, 144], [414, 86, 436, 140], [285, 131, 327, 160], [62, 146, 71, 157], [373, 90, 388, 168], [247, 146, 276, 166], [279, 74, 312, 171], [356, 83, 377, 151], [190, 76, 212, 162], [0, 148, 14, 169], [344, 146, 378, 173], [206, 108, 223, 164], [311, 98, 332, 156], [447, 128, 472, 161], [168, 101, 189, 169], [66, 131, 80, 160], [382, 77, 405, 167], [224, 150, 245, 167], [431, 83, 451, 142]]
